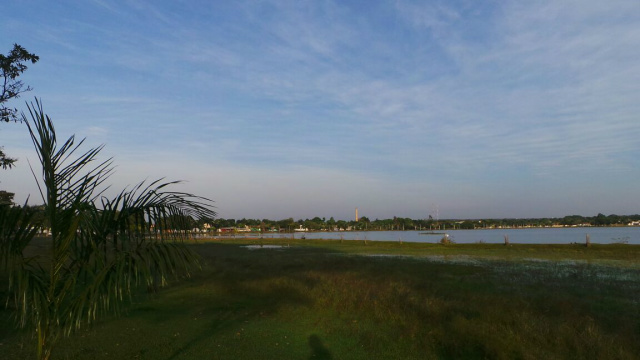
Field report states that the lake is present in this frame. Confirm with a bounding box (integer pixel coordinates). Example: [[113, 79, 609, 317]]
[[244, 227, 640, 245]]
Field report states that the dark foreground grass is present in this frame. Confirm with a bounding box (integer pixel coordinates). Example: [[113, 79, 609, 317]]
[[1, 240, 639, 359]]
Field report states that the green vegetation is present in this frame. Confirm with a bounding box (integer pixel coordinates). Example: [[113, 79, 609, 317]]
[[1, 43, 39, 169], [2, 239, 638, 359], [0, 102, 215, 359]]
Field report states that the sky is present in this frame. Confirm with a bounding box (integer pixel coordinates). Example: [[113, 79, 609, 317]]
[[1, 0, 639, 221]]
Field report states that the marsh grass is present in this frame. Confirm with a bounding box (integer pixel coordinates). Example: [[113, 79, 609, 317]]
[[1, 240, 639, 359]]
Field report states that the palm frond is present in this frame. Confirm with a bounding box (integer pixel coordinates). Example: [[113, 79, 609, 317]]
[[2, 100, 216, 360]]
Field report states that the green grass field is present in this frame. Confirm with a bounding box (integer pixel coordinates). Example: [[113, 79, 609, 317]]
[[2, 239, 639, 359]]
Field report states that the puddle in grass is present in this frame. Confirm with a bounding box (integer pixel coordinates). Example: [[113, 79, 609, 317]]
[[242, 245, 286, 250], [364, 253, 483, 265]]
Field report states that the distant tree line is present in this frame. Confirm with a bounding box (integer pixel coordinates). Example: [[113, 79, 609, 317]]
[[9, 204, 640, 234], [205, 213, 640, 232]]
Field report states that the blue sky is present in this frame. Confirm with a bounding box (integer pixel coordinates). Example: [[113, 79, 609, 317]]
[[1, 0, 639, 220]]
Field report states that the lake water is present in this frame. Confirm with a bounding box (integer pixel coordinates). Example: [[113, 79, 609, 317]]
[[247, 227, 640, 245]]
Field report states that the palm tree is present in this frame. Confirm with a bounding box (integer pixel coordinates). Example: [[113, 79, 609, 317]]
[[0, 100, 216, 360]]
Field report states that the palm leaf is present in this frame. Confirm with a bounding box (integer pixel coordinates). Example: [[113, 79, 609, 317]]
[[1, 100, 216, 360]]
